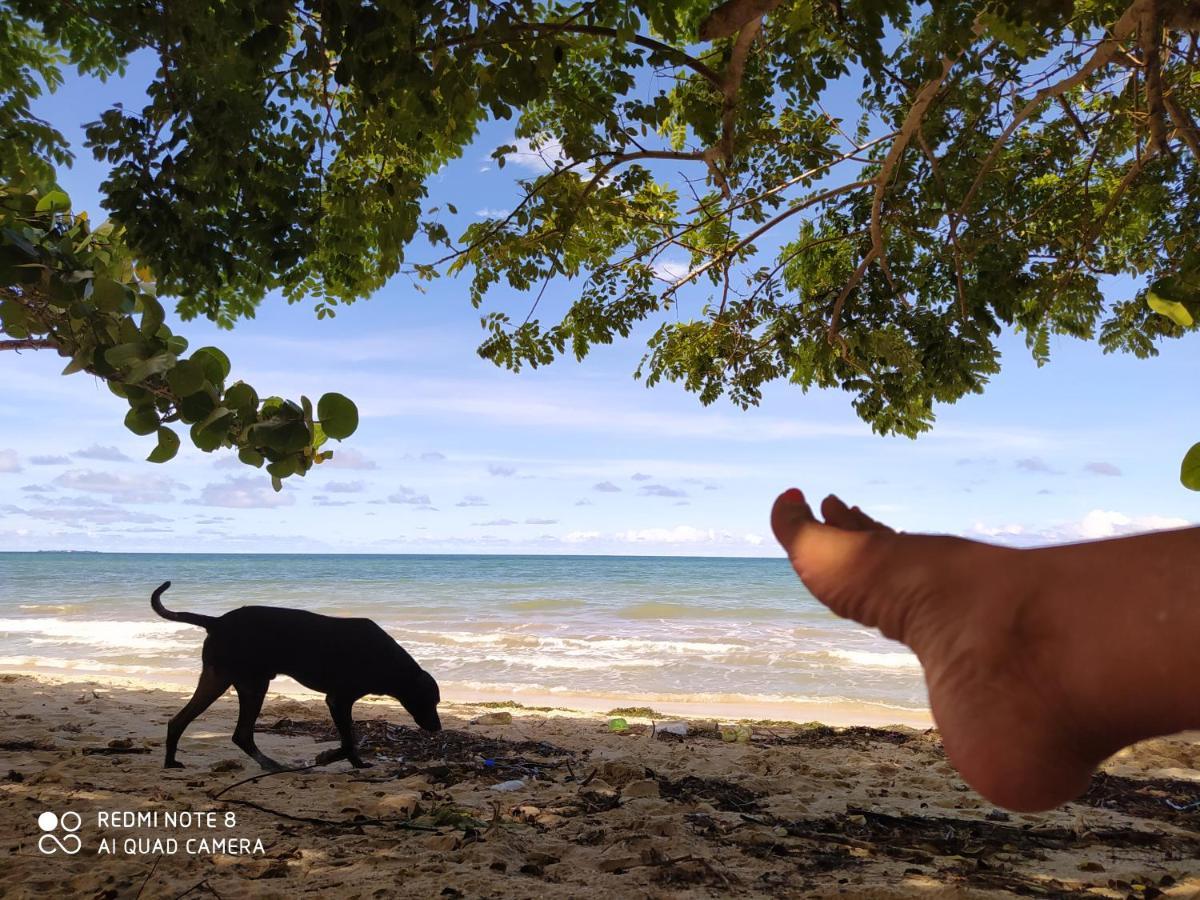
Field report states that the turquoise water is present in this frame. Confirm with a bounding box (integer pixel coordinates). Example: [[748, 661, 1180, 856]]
[[0, 552, 925, 713]]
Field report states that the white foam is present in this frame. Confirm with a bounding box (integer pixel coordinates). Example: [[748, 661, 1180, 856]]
[[0, 618, 196, 653], [827, 649, 920, 669]]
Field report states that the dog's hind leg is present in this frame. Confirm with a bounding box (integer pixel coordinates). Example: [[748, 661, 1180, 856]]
[[321, 694, 371, 768], [232, 677, 284, 771], [165, 665, 231, 769]]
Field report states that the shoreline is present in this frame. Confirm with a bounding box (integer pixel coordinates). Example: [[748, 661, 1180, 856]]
[[1, 667, 934, 729]]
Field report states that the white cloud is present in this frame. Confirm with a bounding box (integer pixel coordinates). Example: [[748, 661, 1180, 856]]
[[314, 496, 356, 507], [488, 464, 517, 477], [564, 525, 766, 548], [73, 444, 132, 462], [0, 449, 21, 473], [323, 480, 365, 493], [5, 498, 170, 526], [200, 477, 296, 509], [651, 257, 691, 283], [1016, 456, 1056, 473], [389, 486, 432, 506], [972, 509, 1191, 545], [1073, 509, 1188, 540], [29, 454, 71, 466], [473, 518, 517, 526], [325, 448, 378, 470], [456, 495, 488, 507], [563, 530, 602, 543], [504, 135, 569, 172], [55, 469, 178, 503], [593, 481, 621, 493], [1083, 461, 1122, 477], [640, 483, 687, 498], [525, 517, 558, 525], [475, 207, 511, 218]]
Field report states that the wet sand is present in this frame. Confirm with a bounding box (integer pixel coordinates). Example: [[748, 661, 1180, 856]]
[[1, 672, 1198, 898]]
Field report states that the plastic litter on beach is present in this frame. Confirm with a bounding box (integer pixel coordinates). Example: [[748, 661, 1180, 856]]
[[720, 725, 752, 743], [607, 718, 629, 733], [656, 721, 688, 736], [473, 711, 513, 725], [491, 779, 526, 792]]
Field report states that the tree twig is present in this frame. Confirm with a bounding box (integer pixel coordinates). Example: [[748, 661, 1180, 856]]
[[0, 338, 56, 352]]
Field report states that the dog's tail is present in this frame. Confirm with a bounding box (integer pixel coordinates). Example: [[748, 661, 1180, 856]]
[[150, 582, 216, 629]]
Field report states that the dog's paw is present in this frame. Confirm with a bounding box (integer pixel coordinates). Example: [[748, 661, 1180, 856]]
[[349, 758, 374, 769], [164, 760, 185, 769], [314, 748, 344, 766]]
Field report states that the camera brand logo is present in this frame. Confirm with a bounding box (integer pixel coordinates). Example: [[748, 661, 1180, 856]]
[[37, 811, 82, 855]]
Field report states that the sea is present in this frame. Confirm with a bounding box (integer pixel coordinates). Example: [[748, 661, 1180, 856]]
[[0, 552, 927, 722]]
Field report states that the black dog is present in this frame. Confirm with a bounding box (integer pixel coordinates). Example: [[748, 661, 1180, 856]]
[[151, 581, 441, 770]]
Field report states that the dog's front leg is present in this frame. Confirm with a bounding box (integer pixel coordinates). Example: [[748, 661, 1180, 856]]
[[325, 694, 371, 768]]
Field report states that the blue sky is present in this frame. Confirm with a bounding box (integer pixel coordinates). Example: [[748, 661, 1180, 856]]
[[2, 51, 1197, 555]]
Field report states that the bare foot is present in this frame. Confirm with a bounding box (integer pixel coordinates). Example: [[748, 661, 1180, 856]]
[[770, 489, 1107, 812]]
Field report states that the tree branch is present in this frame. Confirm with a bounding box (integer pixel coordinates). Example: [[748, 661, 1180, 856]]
[[427, 22, 723, 89], [1165, 92, 1200, 159], [664, 179, 871, 296], [715, 2, 782, 167], [0, 338, 56, 352], [958, 0, 1148, 217], [700, 0, 784, 41], [870, 27, 980, 291]]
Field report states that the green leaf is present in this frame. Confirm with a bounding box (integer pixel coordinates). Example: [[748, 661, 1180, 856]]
[[90, 276, 126, 311], [61, 352, 90, 375], [190, 406, 233, 452], [147, 427, 180, 463], [178, 388, 217, 423], [238, 447, 265, 468], [1147, 286, 1195, 328], [190, 352, 223, 387], [1182, 443, 1200, 491], [104, 342, 147, 368], [139, 294, 165, 336], [166, 359, 205, 396], [270, 475, 283, 492], [124, 406, 160, 436], [35, 190, 70, 213], [225, 381, 258, 415], [193, 346, 231, 380], [266, 456, 298, 478], [317, 392, 359, 440], [125, 352, 177, 384], [247, 419, 310, 453]]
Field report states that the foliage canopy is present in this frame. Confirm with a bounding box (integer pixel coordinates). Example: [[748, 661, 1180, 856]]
[[3, 0, 1200, 482]]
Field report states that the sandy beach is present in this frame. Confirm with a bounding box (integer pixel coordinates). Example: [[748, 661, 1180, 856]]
[[2, 672, 1199, 898]]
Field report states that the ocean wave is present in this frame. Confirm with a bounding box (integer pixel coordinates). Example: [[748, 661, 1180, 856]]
[[0, 618, 197, 653], [400, 630, 747, 657], [617, 601, 793, 621], [825, 649, 921, 669], [503, 598, 588, 612], [0, 654, 194, 677]]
